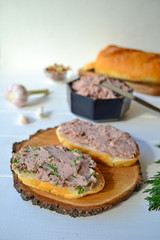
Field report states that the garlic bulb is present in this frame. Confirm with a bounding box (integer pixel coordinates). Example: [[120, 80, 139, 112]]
[[6, 84, 49, 108], [6, 84, 28, 107]]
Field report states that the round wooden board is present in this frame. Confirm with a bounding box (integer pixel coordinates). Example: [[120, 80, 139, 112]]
[[12, 127, 142, 217]]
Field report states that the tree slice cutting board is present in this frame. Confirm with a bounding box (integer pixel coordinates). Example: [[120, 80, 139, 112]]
[[79, 68, 160, 96], [11, 127, 142, 217]]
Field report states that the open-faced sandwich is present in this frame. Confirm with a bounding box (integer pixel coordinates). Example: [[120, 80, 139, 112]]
[[56, 119, 140, 167], [11, 144, 105, 199], [11, 122, 142, 217]]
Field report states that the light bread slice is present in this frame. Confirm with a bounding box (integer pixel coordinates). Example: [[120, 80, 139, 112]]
[[13, 167, 105, 199], [56, 126, 139, 167]]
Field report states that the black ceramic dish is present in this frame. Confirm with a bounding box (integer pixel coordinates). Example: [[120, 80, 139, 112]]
[[67, 79, 132, 121]]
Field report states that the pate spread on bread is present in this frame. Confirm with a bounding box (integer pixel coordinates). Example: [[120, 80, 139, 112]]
[[83, 45, 160, 84], [56, 119, 140, 167], [11, 144, 105, 199]]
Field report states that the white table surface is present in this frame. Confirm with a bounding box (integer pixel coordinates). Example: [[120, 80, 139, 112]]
[[0, 69, 160, 240]]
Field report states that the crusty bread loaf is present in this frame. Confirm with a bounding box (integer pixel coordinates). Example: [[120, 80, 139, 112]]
[[56, 127, 139, 167], [84, 45, 160, 84], [82, 62, 95, 71], [13, 166, 105, 200]]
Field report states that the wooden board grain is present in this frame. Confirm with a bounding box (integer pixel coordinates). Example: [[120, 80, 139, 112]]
[[12, 127, 142, 217], [79, 68, 160, 96]]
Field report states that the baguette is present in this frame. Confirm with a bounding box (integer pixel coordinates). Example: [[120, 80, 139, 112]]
[[82, 62, 95, 71], [56, 119, 140, 167], [11, 145, 105, 199], [84, 45, 160, 84]]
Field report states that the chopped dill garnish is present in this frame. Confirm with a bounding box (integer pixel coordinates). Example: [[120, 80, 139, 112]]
[[33, 144, 40, 151], [71, 150, 76, 153], [89, 172, 97, 178], [74, 185, 86, 194], [24, 169, 31, 174], [77, 150, 83, 155], [12, 158, 20, 163], [24, 149, 30, 153], [72, 174, 76, 178], [47, 163, 58, 173], [72, 159, 77, 165], [54, 173, 59, 178], [34, 163, 39, 168], [74, 183, 91, 194], [55, 181, 59, 186], [34, 154, 39, 157]]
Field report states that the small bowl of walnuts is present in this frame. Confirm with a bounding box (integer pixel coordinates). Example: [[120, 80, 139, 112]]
[[45, 63, 72, 81]]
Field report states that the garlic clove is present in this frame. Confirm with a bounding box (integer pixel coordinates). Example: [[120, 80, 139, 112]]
[[17, 114, 30, 125], [6, 84, 49, 107], [35, 105, 45, 118]]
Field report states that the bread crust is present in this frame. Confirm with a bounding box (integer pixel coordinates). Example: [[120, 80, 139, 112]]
[[93, 45, 160, 84], [56, 127, 139, 167], [82, 62, 95, 71]]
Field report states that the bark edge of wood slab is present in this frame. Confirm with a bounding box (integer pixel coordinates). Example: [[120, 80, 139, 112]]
[[11, 127, 143, 218]]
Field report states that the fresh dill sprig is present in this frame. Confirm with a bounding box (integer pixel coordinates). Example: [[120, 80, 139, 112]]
[[155, 144, 160, 148], [155, 160, 160, 164], [144, 159, 160, 211]]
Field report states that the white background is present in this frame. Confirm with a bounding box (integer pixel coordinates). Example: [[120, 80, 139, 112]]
[[0, 1, 160, 240], [1, 0, 160, 70]]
